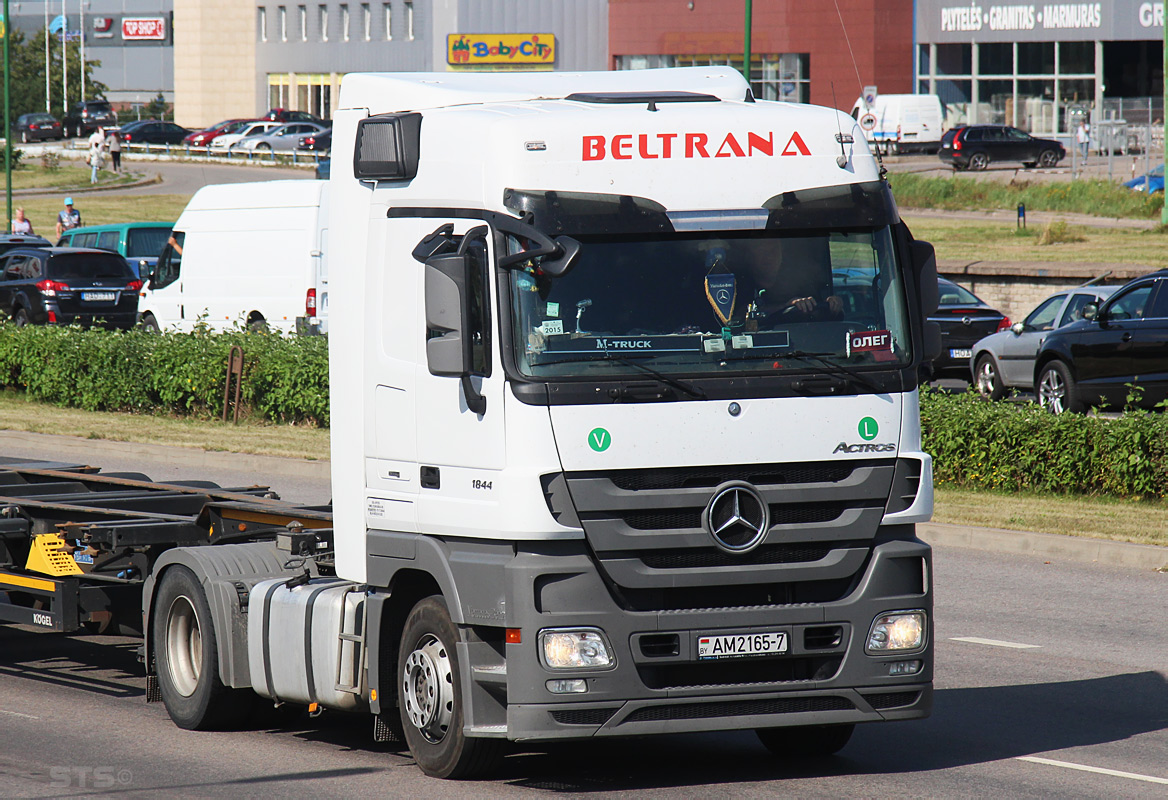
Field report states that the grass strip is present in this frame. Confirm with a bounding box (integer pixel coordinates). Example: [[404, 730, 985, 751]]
[[890, 173, 1163, 219]]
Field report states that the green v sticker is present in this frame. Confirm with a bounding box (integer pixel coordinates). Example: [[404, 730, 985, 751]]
[[588, 427, 611, 452]]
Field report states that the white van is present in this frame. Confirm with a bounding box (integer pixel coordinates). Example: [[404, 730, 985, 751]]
[[141, 180, 328, 334], [851, 93, 944, 154]]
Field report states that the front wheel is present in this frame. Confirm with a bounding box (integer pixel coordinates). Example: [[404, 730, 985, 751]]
[[1037, 361, 1082, 414], [968, 152, 990, 170], [1038, 149, 1059, 168], [756, 724, 855, 758], [139, 313, 160, 333], [974, 354, 1005, 401], [397, 596, 503, 779], [152, 566, 252, 730]]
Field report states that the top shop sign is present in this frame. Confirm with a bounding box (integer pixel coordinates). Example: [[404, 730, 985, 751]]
[[917, 1, 1163, 42], [122, 17, 167, 41]]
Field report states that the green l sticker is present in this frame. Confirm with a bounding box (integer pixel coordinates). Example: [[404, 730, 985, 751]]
[[858, 417, 879, 441], [588, 427, 611, 452]]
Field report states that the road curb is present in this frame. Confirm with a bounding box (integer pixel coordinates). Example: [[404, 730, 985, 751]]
[[919, 522, 1168, 571], [0, 430, 330, 481]]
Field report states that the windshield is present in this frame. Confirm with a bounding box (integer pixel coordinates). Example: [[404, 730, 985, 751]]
[[508, 226, 911, 380]]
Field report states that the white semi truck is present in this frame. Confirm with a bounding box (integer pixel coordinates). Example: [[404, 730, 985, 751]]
[[0, 68, 941, 780]]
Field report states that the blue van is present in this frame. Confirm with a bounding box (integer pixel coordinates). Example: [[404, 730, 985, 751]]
[[57, 222, 174, 279]]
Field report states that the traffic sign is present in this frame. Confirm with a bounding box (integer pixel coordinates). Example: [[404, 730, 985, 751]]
[[859, 113, 877, 131], [862, 85, 878, 109]]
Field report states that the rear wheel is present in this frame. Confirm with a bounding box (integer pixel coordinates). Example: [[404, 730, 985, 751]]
[[968, 152, 990, 170], [1038, 149, 1059, 168], [756, 724, 855, 758], [397, 596, 503, 779], [152, 566, 252, 730], [974, 354, 1005, 401], [13, 307, 30, 327], [257, 143, 272, 154], [1037, 361, 1082, 414]]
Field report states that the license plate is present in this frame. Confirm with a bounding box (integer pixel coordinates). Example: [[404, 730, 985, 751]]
[[698, 631, 788, 660], [82, 291, 116, 302], [949, 348, 972, 359]]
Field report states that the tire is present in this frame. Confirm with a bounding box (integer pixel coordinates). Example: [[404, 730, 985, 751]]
[[140, 313, 160, 333], [397, 596, 503, 779], [1036, 361, 1082, 414], [1022, 161, 1037, 169], [968, 152, 990, 170], [247, 316, 268, 333], [974, 354, 1005, 401], [257, 143, 272, 153], [13, 307, 30, 327], [1038, 149, 1059, 168], [756, 724, 855, 758], [152, 566, 253, 730]]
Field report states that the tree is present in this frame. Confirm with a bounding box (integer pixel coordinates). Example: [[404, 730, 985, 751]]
[[2, 27, 108, 122], [144, 93, 169, 120]]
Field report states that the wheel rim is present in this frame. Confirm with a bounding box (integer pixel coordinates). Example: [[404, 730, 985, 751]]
[[1038, 369, 1065, 414], [971, 153, 988, 169], [1040, 151, 1056, 167], [976, 359, 997, 396], [402, 633, 454, 744], [165, 595, 203, 697]]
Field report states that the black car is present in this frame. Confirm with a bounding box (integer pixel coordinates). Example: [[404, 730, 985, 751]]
[[1034, 270, 1168, 413], [0, 235, 52, 257], [118, 120, 192, 145], [298, 128, 331, 153], [929, 278, 1010, 378], [13, 113, 63, 143], [939, 125, 1065, 171], [62, 100, 117, 138], [264, 108, 326, 125], [0, 247, 141, 329]]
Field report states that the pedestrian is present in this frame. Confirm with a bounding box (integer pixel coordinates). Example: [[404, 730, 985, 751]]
[[55, 197, 81, 238], [88, 126, 106, 183], [10, 207, 34, 235], [1076, 120, 1090, 161], [106, 127, 122, 173]]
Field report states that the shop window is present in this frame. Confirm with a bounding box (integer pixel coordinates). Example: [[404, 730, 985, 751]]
[[363, 3, 371, 40], [299, 5, 307, 42], [384, 2, 392, 40], [259, 7, 267, 42], [978, 79, 1013, 125], [1059, 42, 1094, 75], [1017, 79, 1054, 132], [341, 5, 350, 41], [936, 44, 971, 76], [918, 45, 930, 76], [279, 6, 287, 42], [320, 5, 328, 42], [978, 43, 1013, 77], [1017, 42, 1054, 75]]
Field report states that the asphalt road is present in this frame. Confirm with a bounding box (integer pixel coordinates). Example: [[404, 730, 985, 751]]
[[0, 451, 1165, 797]]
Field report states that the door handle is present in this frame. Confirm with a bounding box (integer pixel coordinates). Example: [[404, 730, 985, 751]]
[[1122, 332, 1133, 342]]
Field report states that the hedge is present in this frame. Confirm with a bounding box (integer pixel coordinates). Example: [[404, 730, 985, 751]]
[[0, 324, 329, 426], [921, 388, 1168, 499]]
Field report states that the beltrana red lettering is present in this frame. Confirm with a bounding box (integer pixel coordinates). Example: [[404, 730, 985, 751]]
[[582, 131, 810, 161]]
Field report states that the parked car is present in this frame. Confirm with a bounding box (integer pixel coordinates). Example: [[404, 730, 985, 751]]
[[233, 122, 328, 153], [183, 118, 259, 148], [970, 285, 1118, 400], [1034, 270, 1168, 413], [929, 278, 1010, 378], [1123, 164, 1164, 194], [0, 247, 141, 329], [210, 120, 281, 150], [0, 234, 52, 257], [298, 128, 331, 153], [57, 222, 174, 279], [13, 113, 63, 143], [62, 100, 117, 138], [939, 125, 1065, 171], [263, 108, 326, 125], [118, 120, 192, 145]]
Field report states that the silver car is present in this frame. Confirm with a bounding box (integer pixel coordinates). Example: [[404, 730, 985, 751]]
[[970, 285, 1118, 399], [232, 122, 327, 153]]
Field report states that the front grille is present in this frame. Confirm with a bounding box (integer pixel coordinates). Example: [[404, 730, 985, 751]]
[[550, 708, 618, 726], [608, 463, 856, 492], [638, 544, 833, 570], [804, 626, 844, 649], [864, 691, 920, 710], [623, 695, 853, 723], [619, 503, 850, 532], [618, 575, 857, 613], [637, 656, 842, 689]]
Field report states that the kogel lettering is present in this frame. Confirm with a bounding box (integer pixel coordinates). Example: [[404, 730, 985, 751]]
[[576, 131, 797, 162]]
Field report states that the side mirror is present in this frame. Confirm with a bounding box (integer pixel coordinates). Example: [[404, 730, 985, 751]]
[[922, 322, 942, 362], [910, 239, 938, 315], [425, 252, 487, 414], [1081, 302, 1098, 321], [1011, 322, 1025, 335], [540, 236, 582, 277]]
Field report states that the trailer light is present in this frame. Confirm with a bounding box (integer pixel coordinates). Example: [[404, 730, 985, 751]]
[[506, 628, 522, 644], [546, 679, 588, 694], [888, 660, 922, 676], [866, 611, 926, 653], [539, 628, 614, 670]]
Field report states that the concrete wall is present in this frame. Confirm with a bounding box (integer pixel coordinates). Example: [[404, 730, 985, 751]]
[[173, 0, 256, 127]]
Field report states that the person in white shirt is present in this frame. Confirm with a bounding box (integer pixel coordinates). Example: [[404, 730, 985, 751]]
[[10, 207, 33, 235], [88, 127, 106, 183], [1076, 121, 1090, 161]]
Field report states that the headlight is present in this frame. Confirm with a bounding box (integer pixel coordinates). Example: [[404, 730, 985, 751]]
[[867, 610, 926, 653], [539, 628, 614, 670]]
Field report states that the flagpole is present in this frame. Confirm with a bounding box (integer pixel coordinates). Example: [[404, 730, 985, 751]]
[[5, 0, 13, 233]]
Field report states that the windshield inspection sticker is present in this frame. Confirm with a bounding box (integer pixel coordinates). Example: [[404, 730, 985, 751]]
[[588, 427, 612, 452], [546, 302, 560, 318], [703, 338, 726, 353], [731, 334, 754, 350], [539, 319, 565, 336]]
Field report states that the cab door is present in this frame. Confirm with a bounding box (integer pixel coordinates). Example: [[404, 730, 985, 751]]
[[1072, 281, 1157, 407], [141, 231, 185, 329]]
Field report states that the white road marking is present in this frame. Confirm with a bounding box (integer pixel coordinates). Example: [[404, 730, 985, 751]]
[[949, 636, 1041, 649], [0, 709, 39, 720], [1018, 756, 1168, 786]]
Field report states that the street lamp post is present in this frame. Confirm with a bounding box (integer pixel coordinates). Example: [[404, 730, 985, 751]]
[[742, 0, 753, 89], [4, 0, 11, 233]]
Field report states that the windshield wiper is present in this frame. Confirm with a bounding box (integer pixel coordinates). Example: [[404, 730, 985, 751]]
[[531, 352, 706, 399], [778, 351, 881, 392]]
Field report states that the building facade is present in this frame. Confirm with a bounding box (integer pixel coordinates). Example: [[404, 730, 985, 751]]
[[174, 0, 607, 128], [916, 1, 1165, 134], [608, 0, 915, 108]]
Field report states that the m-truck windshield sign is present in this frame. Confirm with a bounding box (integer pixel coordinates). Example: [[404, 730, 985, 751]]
[[582, 130, 811, 160]]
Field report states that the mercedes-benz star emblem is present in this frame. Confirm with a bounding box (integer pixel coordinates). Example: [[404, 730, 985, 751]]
[[702, 482, 769, 553]]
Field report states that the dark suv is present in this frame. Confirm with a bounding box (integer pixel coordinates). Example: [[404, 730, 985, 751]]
[[0, 247, 141, 329], [62, 100, 118, 138], [1034, 269, 1168, 413], [939, 125, 1065, 171]]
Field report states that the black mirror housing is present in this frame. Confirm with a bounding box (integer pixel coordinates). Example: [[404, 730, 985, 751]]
[[424, 253, 473, 378]]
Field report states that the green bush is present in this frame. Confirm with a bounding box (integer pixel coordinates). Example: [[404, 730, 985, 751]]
[[921, 389, 1168, 498], [0, 324, 329, 426]]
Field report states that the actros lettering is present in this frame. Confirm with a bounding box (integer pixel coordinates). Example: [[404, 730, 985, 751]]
[[595, 339, 652, 349], [582, 131, 811, 161], [833, 442, 897, 454]]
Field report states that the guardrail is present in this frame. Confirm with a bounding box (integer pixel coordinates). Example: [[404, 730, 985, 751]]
[[113, 141, 329, 166]]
